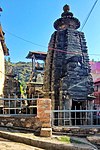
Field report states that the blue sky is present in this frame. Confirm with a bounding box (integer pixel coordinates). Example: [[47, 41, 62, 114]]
[[0, 0, 100, 62]]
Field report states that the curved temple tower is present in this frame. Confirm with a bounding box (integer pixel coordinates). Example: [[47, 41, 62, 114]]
[[43, 5, 94, 123]]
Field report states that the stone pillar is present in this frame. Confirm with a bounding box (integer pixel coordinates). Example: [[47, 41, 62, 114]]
[[37, 98, 52, 137]]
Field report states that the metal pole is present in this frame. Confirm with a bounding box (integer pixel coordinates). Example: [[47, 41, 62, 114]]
[[8, 94, 10, 114], [86, 101, 88, 125], [32, 57, 33, 72], [80, 105, 82, 125], [75, 106, 76, 126], [3, 95, 4, 114], [64, 106, 65, 126], [14, 95, 16, 114], [32, 54, 36, 72], [69, 108, 71, 126]]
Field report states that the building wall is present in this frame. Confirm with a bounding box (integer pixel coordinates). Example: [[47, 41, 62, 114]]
[[94, 82, 100, 106], [90, 61, 100, 82], [0, 42, 5, 96]]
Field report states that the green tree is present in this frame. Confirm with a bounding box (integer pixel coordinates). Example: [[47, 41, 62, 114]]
[[8, 57, 11, 63]]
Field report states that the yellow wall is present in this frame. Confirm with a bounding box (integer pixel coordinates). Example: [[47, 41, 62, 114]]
[[0, 42, 5, 96]]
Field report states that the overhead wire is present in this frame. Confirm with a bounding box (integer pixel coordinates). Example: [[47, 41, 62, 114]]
[[80, 0, 99, 31], [4, 29, 47, 49], [4, 29, 100, 56], [2, 0, 100, 56], [0, 0, 100, 96], [1, 2, 99, 95]]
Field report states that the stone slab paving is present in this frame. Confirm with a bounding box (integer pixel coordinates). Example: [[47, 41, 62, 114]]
[[87, 135, 100, 150], [0, 127, 98, 150], [0, 137, 44, 150], [70, 136, 98, 150]]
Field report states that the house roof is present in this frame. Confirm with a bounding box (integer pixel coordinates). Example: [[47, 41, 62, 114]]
[[89, 61, 100, 73], [94, 78, 100, 84], [0, 25, 9, 56], [26, 51, 47, 60]]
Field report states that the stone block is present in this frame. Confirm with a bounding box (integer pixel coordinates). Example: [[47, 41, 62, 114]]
[[37, 98, 51, 128], [40, 128, 52, 137]]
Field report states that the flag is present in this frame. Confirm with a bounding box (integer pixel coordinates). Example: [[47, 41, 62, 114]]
[[0, 7, 3, 12]]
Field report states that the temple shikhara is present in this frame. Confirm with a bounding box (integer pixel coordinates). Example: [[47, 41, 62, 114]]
[[0, 3, 100, 139], [43, 4, 94, 125]]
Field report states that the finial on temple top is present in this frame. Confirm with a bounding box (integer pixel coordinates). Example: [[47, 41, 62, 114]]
[[54, 4, 80, 30], [63, 4, 70, 12]]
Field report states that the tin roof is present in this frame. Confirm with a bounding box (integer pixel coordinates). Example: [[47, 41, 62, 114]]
[[94, 78, 100, 84], [26, 51, 47, 60]]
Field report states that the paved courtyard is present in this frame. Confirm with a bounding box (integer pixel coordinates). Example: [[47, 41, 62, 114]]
[[0, 137, 44, 150]]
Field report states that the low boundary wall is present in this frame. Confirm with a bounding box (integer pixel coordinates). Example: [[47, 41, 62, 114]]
[[0, 98, 52, 136]]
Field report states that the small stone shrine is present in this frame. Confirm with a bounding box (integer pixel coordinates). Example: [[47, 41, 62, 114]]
[[43, 4, 94, 124]]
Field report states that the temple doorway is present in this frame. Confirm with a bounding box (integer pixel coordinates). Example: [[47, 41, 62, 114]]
[[71, 100, 83, 125]]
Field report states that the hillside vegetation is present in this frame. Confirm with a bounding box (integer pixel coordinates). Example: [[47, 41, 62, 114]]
[[5, 59, 32, 90]]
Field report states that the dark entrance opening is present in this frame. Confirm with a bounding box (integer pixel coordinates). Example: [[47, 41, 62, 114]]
[[71, 100, 83, 125]]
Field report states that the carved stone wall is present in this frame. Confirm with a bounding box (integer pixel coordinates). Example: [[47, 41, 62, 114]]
[[43, 5, 94, 111]]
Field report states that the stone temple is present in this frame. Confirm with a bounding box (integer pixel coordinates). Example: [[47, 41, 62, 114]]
[[43, 4, 94, 124]]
